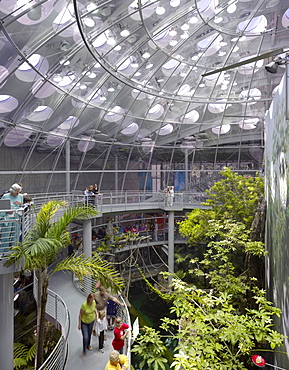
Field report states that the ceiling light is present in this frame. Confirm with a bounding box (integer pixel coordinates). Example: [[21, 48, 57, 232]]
[[170, 0, 180, 7], [169, 29, 177, 36], [60, 59, 70, 66], [107, 85, 115, 92], [189, 16, 198, 24], [99, 95, 106, 101], [265, 57, 287, 74], [88, 72, 97, 78], [156, 6, 166, 15], [181, 24, 189, 31], [114, 45, 122, 51], [107, 37, 116, 45], [52, 74, 63, 82], [83, 17, 95, 27], [146, 63, 154, 69], [218, 51, 226, 56], [120, 29, 130, 37], [181, 33, 189, 39], [214, 17, 223, 23], [60, 40, 70, 51], [86, 2, 98, 12], [233, 46, 239, 52], [131, 61, 139, 68], [227, 4, 237, 13], [169, 40, 178, 46], [134, 71, 142, 76], [142, 52, 150, 59]]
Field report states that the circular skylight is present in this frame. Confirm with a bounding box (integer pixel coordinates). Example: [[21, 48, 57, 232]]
[[158, 123, 173, 135], [0, 95, 18, 113], [27, 106, 53, 121], [121, 122, 139, 135], [78, 137, 96, 152], [104, 106, 125, 122], [15, 54, 49, 82], [147, 104, 164, 119], [212, 124, 231, 135], [4, 126, 32, 147]]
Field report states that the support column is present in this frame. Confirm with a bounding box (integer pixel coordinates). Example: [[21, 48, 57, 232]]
[[115, 155, 118, 192], [83, 219, 92, 258], [0, 272, 14, 370], [185, 149, 189, 191], [65, 139, 70, 194], [168, 211, 175, 281]]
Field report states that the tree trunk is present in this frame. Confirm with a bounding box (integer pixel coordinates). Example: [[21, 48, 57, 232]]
[[35, 270, 42, 369], [35, 269, 49, 369]]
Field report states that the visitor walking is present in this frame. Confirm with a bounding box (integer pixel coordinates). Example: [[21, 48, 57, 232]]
[[78, 293, 98, 358]]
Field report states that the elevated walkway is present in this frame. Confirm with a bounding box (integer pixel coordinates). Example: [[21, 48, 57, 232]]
[[0, 190, 205, 369], [49, 271, 117, 370]]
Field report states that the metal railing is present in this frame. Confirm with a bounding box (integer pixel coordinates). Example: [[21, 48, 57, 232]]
[[33, 275, 70, 370], [28, 190, 208, 216]]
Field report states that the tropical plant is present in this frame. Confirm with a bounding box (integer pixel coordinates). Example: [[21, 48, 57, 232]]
[[131, 326, 168, 370], [6, 200, 124, 369], [131, 169, 285, 369], [14, 342, 35, 370]]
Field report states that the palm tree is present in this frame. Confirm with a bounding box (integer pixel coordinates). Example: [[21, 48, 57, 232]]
[[5, 200, 124, 369]]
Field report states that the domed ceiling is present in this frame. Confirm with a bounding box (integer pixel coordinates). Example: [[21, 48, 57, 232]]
[[0, 0, 288, 190]]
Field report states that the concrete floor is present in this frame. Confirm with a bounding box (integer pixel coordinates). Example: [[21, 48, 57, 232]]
[[49, 271, 115, 370]]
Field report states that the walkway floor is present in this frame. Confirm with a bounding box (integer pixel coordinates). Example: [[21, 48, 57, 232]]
[[49, 271, 115, 370]]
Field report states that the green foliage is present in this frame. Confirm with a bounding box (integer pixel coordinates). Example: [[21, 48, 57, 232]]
[[131, 327, 168, 370], [164, 280, 285, 370], [14, 343, 36, 369], [203, 167, 264, 228], [132, 169, 285, 370]]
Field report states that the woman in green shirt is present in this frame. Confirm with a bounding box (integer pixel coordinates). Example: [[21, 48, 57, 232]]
[[78, 293, 98, 357]]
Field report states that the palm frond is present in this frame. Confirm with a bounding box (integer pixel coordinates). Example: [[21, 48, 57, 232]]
[[47, 204, 97, 239], [53, 253, 124, 292], [5, 238, 63, 269], [30, 201, 67, 238], [26, 343, 36, 362]]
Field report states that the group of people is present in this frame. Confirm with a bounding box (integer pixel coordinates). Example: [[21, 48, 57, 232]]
[[84, 183, 99, 205], [78, 284, 131, 367]]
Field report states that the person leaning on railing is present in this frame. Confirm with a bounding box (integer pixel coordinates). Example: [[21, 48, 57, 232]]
[[0, 183, 23, 252]]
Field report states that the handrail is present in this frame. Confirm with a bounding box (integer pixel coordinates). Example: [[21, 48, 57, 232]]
[[33, 274, 70, 370]]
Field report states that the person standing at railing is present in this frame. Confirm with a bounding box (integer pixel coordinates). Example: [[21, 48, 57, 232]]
[[0, 183, 23, 253], [84, 185, 95, 205], [167, 185, 174, 206], [112, 317, 131, 354], [78, 293, 99, 358]]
